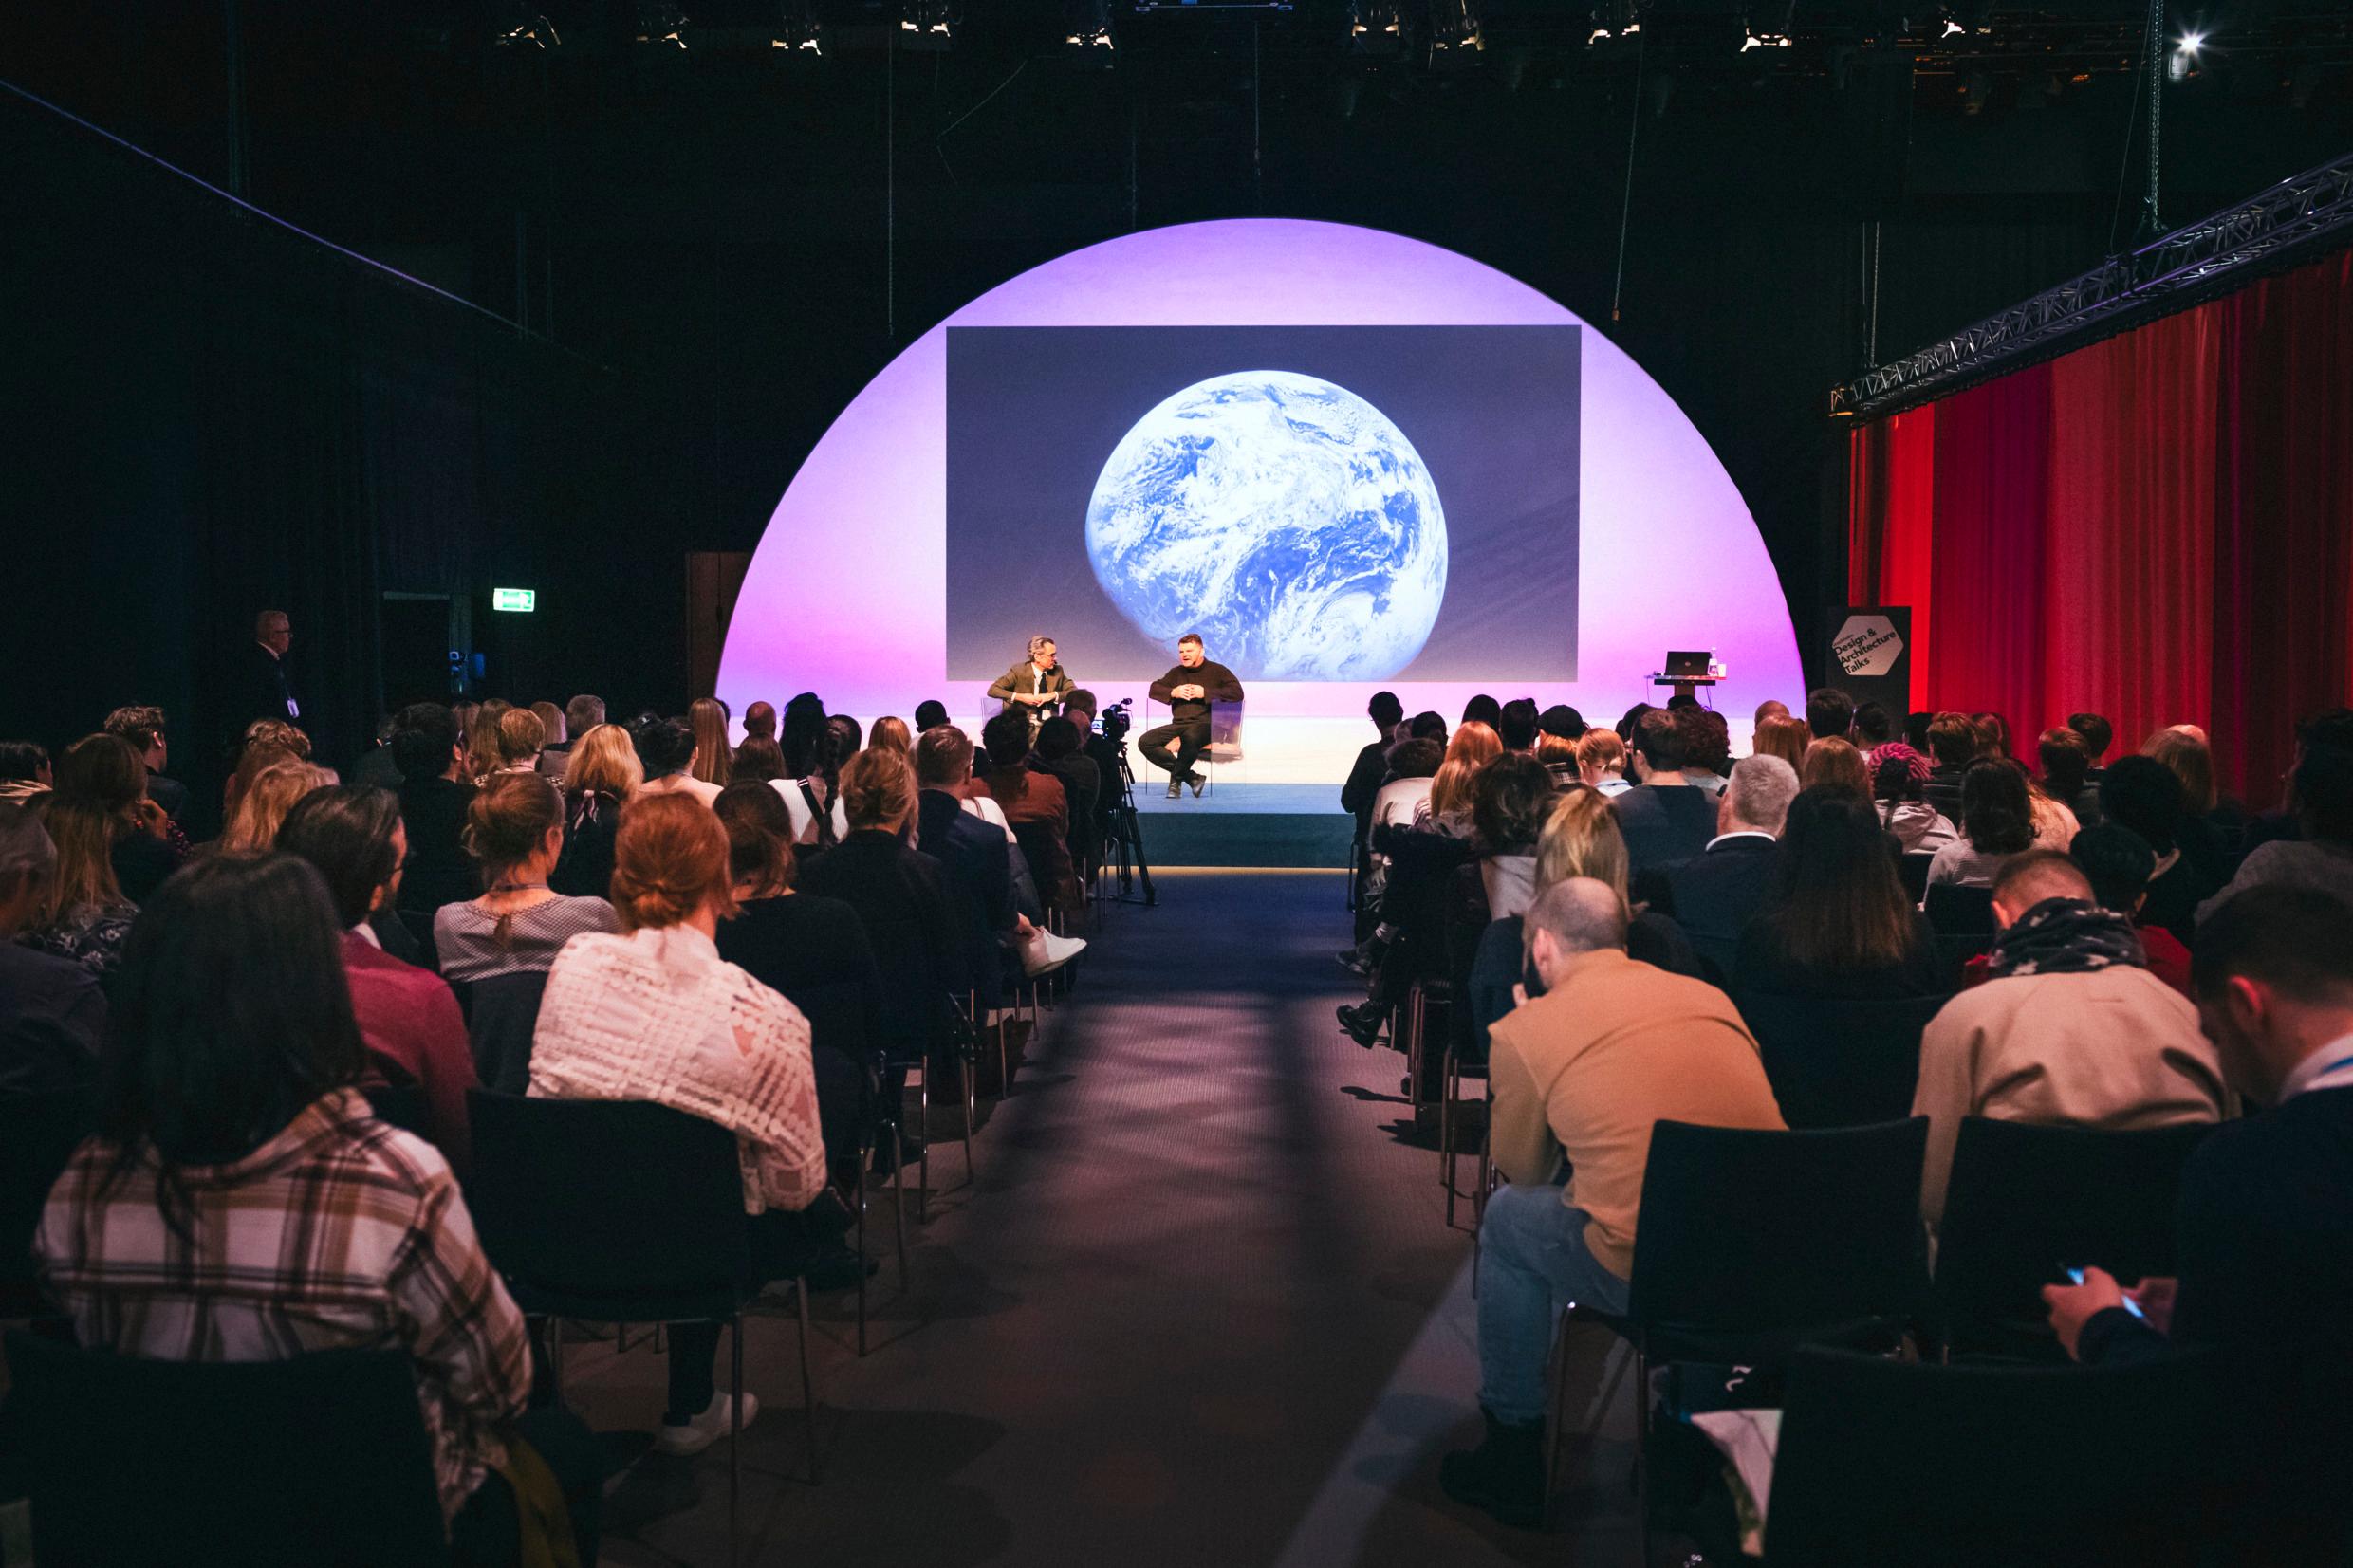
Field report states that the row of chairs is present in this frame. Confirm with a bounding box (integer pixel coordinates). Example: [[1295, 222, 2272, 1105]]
[[1546, 1115, 2214, 1556]]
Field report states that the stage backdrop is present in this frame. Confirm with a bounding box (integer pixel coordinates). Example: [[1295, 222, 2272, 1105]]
[[720, 219, 1803, 782], [1846, 248, 2353, 802]]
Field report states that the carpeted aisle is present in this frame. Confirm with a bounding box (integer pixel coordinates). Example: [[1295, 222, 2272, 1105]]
[[581, 869, 1640, 1567]]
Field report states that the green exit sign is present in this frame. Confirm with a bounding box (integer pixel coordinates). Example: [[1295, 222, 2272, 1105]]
[[491, 587, 536, 613]]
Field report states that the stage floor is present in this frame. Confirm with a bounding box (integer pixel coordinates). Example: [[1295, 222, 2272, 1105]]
[[1120, 782, 1354, 869]]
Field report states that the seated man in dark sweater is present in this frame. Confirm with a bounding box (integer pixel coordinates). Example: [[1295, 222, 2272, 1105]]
[[1139, 634, 1244, 799], [1609, 709, 1717, 878], [390, 703, 479, 914], [2045, 886, 2353, 1554]]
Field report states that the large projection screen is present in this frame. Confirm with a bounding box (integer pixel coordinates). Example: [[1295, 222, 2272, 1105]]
[[718, 219, 1802, 782]]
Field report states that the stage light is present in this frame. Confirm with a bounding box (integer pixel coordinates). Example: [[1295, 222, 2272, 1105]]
[[2176, 30, 2203, 54], [1588, 27, 1610, 42], [1941, 18, 1963, 36]]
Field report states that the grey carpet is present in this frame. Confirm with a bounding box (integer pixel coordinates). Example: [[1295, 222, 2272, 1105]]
[[577, 870, 1640, 1567]]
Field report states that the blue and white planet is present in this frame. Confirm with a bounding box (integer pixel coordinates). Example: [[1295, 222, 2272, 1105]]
[[1084, 370, 1448, 681]]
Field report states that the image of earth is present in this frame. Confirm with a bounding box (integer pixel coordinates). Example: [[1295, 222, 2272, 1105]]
[[1084, 370, 1448, 681]]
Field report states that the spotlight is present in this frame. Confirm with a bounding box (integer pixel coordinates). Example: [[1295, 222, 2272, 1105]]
[[1941, 18, 1963, 36], [2175, 30, 2203, 54]]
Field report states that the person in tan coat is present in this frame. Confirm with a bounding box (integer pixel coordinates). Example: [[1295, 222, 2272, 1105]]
[[1912, 851, 2228, 1227], [1441, 876, 1785, 1528]]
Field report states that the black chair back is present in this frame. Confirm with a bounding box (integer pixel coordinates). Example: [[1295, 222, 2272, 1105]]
[[1924, 881, 1995, 934], [1897, 852, 1935, 904], [466, 1090, 755, 1321], [1, 1086, 96, 1305], [1935, 1116, 2216, 1355], [361, 1082, 435, 1143], [1736, 992, 1949, 1129], [3, 1331, 446, 1568], [1626, 1118, 1930, 1363], [1768, 1345, 2241, 1565], [452, 969, 551, 1095]]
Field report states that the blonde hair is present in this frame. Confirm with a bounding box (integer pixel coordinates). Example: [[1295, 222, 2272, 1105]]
[[839, 747, 917, 833], [2143, 727, 2218, 814], [530, 700, 567, 747], [1753, 715, 1813, 771], [1575, 728, 1627, 782], [1801, 736, 1871, 798], [1427, 720, 1502, 821], [220, 760, 336, 856], [241, 718, 312, 760], [1534, 787, 1630, 908], [494, 707, 547, 768], [868, 716, 912, 755], [689, 697, 732, 788], [465, 700, 512, 782], [566, 724, 643, 801], [1537, 731, 1579, 769]]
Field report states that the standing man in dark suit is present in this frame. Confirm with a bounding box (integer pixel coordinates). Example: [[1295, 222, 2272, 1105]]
[[235, 610, 303, 732], [987, 636, 1073, 740], [1637, 754, 1798, 980], [1141, 634, 1244, 800]]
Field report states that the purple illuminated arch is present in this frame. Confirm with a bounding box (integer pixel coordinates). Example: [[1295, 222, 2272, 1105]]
[[718, 219, 1801, 778]]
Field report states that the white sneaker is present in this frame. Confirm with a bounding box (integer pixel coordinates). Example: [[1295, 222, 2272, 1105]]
[[656, 1391, 760, 1456], [1020, 928, 1088, 979]]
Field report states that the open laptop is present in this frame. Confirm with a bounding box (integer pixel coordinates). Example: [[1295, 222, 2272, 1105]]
[[1663, 650, 1714, 679]]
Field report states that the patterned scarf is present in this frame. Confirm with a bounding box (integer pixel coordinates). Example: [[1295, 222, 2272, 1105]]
[[1985, 897, 2146, 980]]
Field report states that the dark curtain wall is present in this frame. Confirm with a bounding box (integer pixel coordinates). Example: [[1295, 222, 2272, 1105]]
[[1847, 248, 2353, 802], [1, 92, 636, 824]]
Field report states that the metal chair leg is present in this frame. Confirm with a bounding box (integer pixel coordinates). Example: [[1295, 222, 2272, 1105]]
[[1442, 1046, 1460, 1218], [997, 1008, 1010, 1092], [889, 1122, 910, 1287], [1543, 1309, 1572, 1526], [855, 1135, 870, 1357], [916, 1062, 932, 1223], [543, 1315, 565, 1403], [795, 1276, 820, 1485], [960, 1055, 978, 1187], [729, 1313, 743, 1568]]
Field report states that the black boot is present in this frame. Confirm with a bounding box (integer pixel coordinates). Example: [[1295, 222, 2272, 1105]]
[[1335, 1001, 1385, 1049], [1439, 1408, 1547, 1528]]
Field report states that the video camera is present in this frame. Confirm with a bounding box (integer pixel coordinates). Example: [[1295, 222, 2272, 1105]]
[[1098, 697, 1134, 746]]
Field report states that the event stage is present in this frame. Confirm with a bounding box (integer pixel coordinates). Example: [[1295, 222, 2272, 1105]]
[[1123, 782, 1355, 869]]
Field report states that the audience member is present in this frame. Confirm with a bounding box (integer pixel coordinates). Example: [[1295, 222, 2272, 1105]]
[[1442, 877, 1782, 1527], [911, 726, 1018, 1013], [1641, 754, 1797, 979], [827, 713, 864, 762], [1733, 786, 1946, 999], [1535, 730, 1580, 788], [1610, 710, 1716, 876], [1573, 727, 1632, 796], [2070, 824, 2193, 995], [2198, 743, 2353, 923], [1806, 686, 1855, 742], [30, 852, 595, 1554], [1754, 698, 1790, 728], [541, 693, 602, 783], [530, 699, 567, 757], [2142, 726, 2236, 885], [2238, 710, 2353, 854], [1971, 710, 2016, 764], [2101, 755, 2219, 944], [216, 756, 337, 858], [530, 792, 831, 1452], [1496, 698, 1540, 754], [350, 713, 403, 792], [732, 734, 788, 785], [1407, 710, 1449, 747], [1417, 721, 1503, 837], [2025, 759, 2084, 852], [2036, 726, 2100, 828], [1922, 710, 1978, 821], [1033, 716, 1100, 875], [1800, 735, 1870, 799], [1927, 759, 2035, 889], [714, 781, 883, 1171], [463, 700, 512, 784], [1462, 694, 1502, 730], [1852, 701, 1893, 749], [1751, 713, 1812, 773], [685, 697, 733, 791], [51, 732, 180, 903], [102, 704, 185, 821], [1, 742, 53, 807], [1870, 742, 1958, 853], [1902, 710, 1934, 753], [866, 716, 910, 756], [742, 700, 778, 742], [1911, 851, 2226, 1223], [2067, 710, 2114, 775], [978, 710, 1079, 913], [2041, 887, 2353, 1554], [490, 707, 545, 775], [913, 699, 950, 732], [638, 716, 723, 807], [1471, 754, 1552, 919], [276, 785, 477, 1169], [392, 703, 480, 914], [437, 772, 621, 988], [1615, 702, 1656, 745], [776, 707, 848, 847], [551, 721, 640, 901], [1343, 692, 1407, 853], [1536, 705, 1585, 744], [1676, 707, 1732, 798], [0, 802, 107, 1094]]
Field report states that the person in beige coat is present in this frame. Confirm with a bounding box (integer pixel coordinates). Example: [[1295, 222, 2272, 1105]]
[[1913, 851, 2228, 1227]]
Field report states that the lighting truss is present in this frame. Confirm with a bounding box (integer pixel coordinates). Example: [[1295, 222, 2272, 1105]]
[[1830, 150, 2353, 419]]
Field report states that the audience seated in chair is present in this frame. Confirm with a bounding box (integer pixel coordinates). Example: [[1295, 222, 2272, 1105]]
[[1912, 851, 2226, 1226], [0, 802, 106, 1096], [1574, 726, 1633, 796], [2043, 886, 2353, 1557], [31, 852, 600, 1560], [1732, 783, 1949, 1001], [1415, 721, 1501, 838], [1926, 757, 2036, 891], [1806, 685, 1855, 744], [2100, 754, 2220, 945], [1440, 877, 1784, 1528], [1639, 753, 1797, 980], [278, 785, 480, 1171], [549, 721, 639, 900], [976, 710, 1080, 917], [1342, 690, 1407, 853], [2197, 740, 2353, 926], [528, 791, 835, 1456], [2068, 824, 2194, 996], [1869, 742, 1958, 855], [1470, 753, 1553, 920], [635, 716, 722, 808], [1610, 710, 1717, 877], [392, 703, 481, 915]]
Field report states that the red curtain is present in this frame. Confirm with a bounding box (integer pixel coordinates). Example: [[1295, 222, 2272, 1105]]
[[1845, 249, 2353, 800]]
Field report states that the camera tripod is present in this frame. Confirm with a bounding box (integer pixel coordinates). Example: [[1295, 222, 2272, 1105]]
[[1103, 741, 1156, 906]]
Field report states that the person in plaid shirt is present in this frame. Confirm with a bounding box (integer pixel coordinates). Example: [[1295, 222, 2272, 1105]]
[[34, 852, 566, 1551]]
